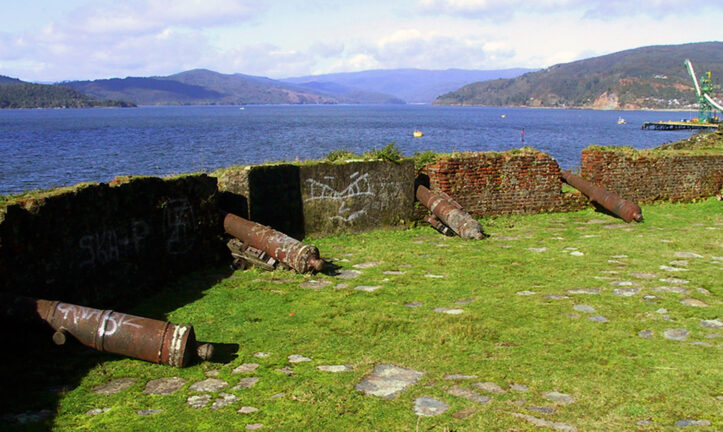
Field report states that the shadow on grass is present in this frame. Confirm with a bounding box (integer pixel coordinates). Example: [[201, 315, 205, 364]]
[[0, 264, 235, 432]]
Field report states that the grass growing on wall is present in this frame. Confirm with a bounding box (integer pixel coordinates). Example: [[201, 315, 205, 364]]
[[6, 199, 722, 431]]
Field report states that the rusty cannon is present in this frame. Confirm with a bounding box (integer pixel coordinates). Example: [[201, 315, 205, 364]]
[[10, 295, 213, 367], [222, 212, 325, 273], [416, 185, 487, 240], [561, 170, 643, 223]]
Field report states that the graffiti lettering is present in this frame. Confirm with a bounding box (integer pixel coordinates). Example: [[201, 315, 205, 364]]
[[163, 198, 195, 255], [305, 172, 375, 223], [55, 303, 143, 337]]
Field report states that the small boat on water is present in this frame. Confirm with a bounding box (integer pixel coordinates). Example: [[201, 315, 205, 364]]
[[413, 130, 423, 138], [617, 116, 626, 124]]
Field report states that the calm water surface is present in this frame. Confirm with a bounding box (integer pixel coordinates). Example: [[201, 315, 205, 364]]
[[0, 105, 696, 195]]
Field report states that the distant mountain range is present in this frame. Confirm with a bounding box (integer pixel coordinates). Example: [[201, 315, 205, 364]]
[[434, 42, 723, 110], [59, 68, 532, 106], [0, 76, 134, 109], [282, 68, 534, 103]]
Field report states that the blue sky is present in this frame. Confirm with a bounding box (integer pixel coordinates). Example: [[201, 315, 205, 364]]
[[1, 0, 721, 82]]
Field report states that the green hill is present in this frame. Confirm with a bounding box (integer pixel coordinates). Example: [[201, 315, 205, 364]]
[[434, 42, 723, 110], [0, 76, 135, 109], [62, 69, 403, 105]]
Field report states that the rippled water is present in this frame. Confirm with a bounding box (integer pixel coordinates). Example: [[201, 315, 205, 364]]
[[0, 105, 696, 195]]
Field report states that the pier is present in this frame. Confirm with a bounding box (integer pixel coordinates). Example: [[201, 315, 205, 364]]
[[642, 121, 719, 131]]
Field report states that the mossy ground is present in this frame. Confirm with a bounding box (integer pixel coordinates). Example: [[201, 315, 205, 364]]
[[4, 199, 722, 431]]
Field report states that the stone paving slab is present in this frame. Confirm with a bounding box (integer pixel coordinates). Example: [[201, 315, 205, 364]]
[[543, 391, 575, 404], [473, 382, 507, 394], [447, 385, 491, 404], [144, 377, 186, 395], [413, 397, 449, 417], [507, 411, 578, 432], [232, 377, 260, 390], [93, 378, 137, 395], [233, 363, 260, 374], [189, 378, 228, 393], [355, 364, 425, 399], [317, 365, 353, 372]]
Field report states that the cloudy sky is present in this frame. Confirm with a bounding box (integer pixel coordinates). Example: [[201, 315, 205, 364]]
[[1, 0, 721, 82]]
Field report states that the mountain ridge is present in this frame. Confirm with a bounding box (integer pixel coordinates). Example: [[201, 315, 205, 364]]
[[434, 42, 723, 110]]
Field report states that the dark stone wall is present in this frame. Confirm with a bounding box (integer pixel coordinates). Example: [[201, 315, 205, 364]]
[[0, 175, 226, 307], [581, 148, 723, 203], [214, 160, 415, 237]]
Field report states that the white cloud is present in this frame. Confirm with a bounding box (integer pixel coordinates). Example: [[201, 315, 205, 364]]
[[418, 0, 723, 20]]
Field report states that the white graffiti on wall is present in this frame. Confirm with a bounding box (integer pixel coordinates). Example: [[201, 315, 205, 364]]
[[305, 172, 375, 222], [163, 198, 195, 255], [55, 303, 143, 337], [79, 219, 150, 268], [78, 197, 196, 268]]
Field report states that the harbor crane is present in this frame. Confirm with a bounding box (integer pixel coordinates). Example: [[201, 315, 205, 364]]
[[684, 58, 723, 123]]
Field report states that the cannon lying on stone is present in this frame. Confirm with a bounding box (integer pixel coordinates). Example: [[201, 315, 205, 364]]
[[416, 185, 487, 240], [222, 212, 325, 273], [561, 171, 643, 223], [4, 294, 213, 367]]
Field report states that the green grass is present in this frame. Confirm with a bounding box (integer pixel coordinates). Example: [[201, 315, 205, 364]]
[[7, 199, 722, 431]]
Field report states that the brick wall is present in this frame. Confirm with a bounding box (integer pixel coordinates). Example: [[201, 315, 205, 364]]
[[424, 150, 585, 216], [581, 147, 723, 203]]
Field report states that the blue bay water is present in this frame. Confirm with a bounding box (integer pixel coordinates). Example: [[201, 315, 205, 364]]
[[0, 105, 696, 195]]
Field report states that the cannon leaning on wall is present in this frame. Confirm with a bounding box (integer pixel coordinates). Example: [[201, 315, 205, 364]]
[[3, 295, 213, 367], [561, 170, 643, 223], [416, 185, 487, 240], [222, 212, 325, 274]]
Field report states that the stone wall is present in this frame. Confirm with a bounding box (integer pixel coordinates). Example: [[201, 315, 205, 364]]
[[215, 160, 415, 237], [0, 175, 226, 307], [581, 147, 723, 203], [424, 150, 586, 216]]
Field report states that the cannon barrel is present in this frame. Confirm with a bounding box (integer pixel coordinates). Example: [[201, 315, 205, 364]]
[[222, 212, 325, 273], [416, 185, 486, 240], [561, 171, 642, 223], [14, 296, 212, 367]]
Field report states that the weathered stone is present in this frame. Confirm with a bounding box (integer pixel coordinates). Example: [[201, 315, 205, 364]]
[[659, 277, 689, 284], [317, 365, 353, 373], [444, 374, 478, 380], [527, 247, 548, 253], [424, 274, 445, 278], [137, 409, 162, 416], [86, 408, 110, 416], [613, 287, 640, 297], [187, 394, 212, 409], [663, 329, 689, 341], [245, 423, 264, 430], [473, 381, 507, 394], [565, 288, 600, 295], [569, 251, 584, 256], [253, 352, 269, 358], [355, 285, 381, 292], [451, 406, 477, 419], [675, 419, 711, 427], [144, 377, 186, 395], [404, 302, 423, 307], [434, 308, 464, 315], [335, 270, 361, 279], [589, 315, 608, 323], [511, 384, 529, 392], [189, 378, 228, 393], [233, 363, 260, 374], [573, 304, 595, 314], [659, 265, 688, 272], [528, 406, 556, 414], [543, 391, 575, 404], [630, 272, 657, 279], [681, 298, 708, 307], [447, 385, 491, 404], [275, 367, 294, 376], [238, 406, 259, 414], [413, 397, 449, 417], [516, 291, 537, 296], [610, 281, 636, 286], [288, 354, 312, 363], [638, 330, 653, 338], [545, 294, 570, 300], [299, 280, 332, 290], [355, 364, 425, 399], [205, 370, 220, 377], [93, 378, 137, 395], [211, 393, 239, 410], [700, 319, 722, 330], [674, 252, 703, 259], [232, 377, 260, 390]]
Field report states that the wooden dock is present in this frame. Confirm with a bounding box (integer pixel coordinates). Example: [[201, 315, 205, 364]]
[[642, 121, 719, 131]]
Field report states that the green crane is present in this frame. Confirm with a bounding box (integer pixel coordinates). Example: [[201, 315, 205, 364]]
[[684, 59, 722, 123]]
